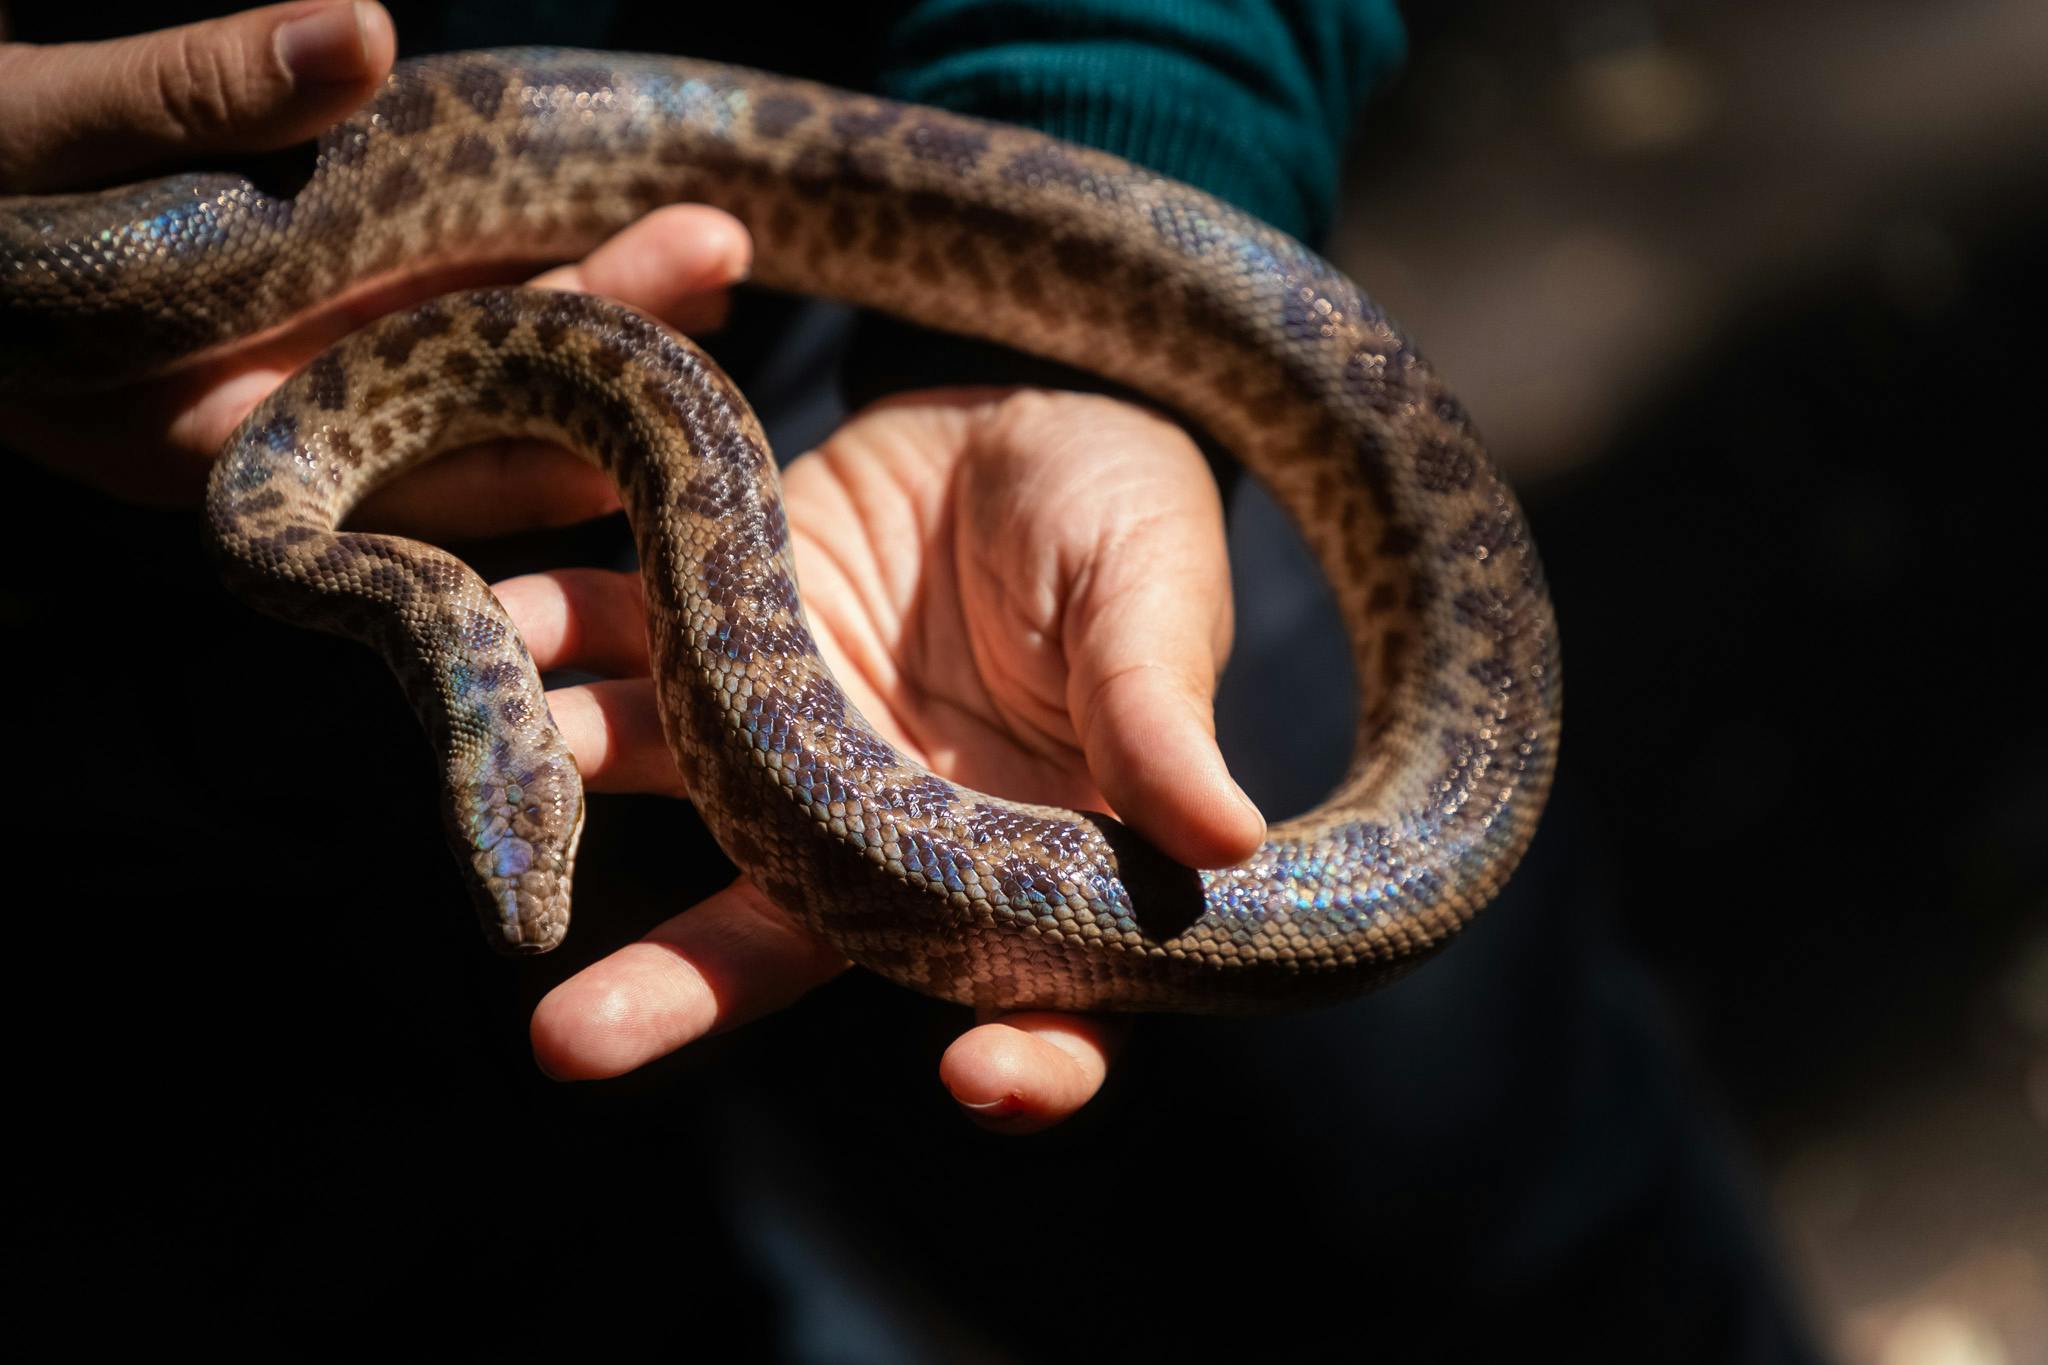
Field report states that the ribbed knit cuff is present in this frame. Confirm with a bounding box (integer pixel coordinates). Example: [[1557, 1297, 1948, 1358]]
[[889, 45, 1327, 243], [844, 0, 1405, 440], [879, 0, 1404, 243]]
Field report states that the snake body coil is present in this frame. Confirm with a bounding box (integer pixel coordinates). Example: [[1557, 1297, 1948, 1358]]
[[0, 50, 1560, 1012]]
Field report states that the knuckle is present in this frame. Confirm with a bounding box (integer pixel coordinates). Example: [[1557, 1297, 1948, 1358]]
[[156, 28, 243, 138]]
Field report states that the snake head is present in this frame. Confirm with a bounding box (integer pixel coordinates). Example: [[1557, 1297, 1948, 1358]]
[[458, 749, 584, 954]]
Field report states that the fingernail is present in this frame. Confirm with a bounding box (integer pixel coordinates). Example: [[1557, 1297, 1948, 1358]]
[[277, 1, 375, 84], [959, 1098, 1038, 1133], [957, 1092, 1023, 1116]]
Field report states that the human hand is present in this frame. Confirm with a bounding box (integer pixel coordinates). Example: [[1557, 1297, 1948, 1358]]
[[0, 2, 751, 536], [509, 387, 1265, 1132]]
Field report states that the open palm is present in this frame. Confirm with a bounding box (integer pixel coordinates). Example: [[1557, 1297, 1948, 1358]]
[[510, 384, 1265, 1132]]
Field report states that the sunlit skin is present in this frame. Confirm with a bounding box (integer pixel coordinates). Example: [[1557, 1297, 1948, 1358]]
[[507, 279, 1265, 1130], [0, 1, 1264, 1132]]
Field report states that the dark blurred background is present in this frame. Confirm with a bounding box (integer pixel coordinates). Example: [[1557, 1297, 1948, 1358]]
[[1317, 1, 2047, 1358]]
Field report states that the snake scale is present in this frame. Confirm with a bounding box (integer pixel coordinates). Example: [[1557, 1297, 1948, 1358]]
[[0, 49, 1560, 1013]]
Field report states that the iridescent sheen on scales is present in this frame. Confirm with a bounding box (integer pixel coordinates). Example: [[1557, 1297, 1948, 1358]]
[[0, 50, 1561, 1012]]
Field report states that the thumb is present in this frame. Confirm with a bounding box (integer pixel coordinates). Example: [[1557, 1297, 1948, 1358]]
[[0, 2, 396, 193], [1064, 499, 1266, 871]]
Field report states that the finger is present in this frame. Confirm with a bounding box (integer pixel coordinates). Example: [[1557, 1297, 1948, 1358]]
[[0, 2, 396, 192], [493, 568, 649, 677], [529, 203, 752, 333], [348, 438, 622, 537], [1066, 545, 1266, 871], [531, 878, 848, 1080], [534, 679, 685, 797], [939, 1012, 1118, 1133], [1076, 661, 1265, 867]]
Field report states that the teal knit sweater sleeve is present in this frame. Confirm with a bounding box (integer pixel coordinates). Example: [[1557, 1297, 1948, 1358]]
[[841, 1, 1403, 410], [880, 0, 1405, 244]]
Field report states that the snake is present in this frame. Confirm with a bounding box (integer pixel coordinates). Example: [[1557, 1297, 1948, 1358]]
[[0, 49, 1560, 1013]]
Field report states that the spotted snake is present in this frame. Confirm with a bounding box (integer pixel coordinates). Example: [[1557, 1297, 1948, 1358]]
[[0, 50, 1560, 1012]]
